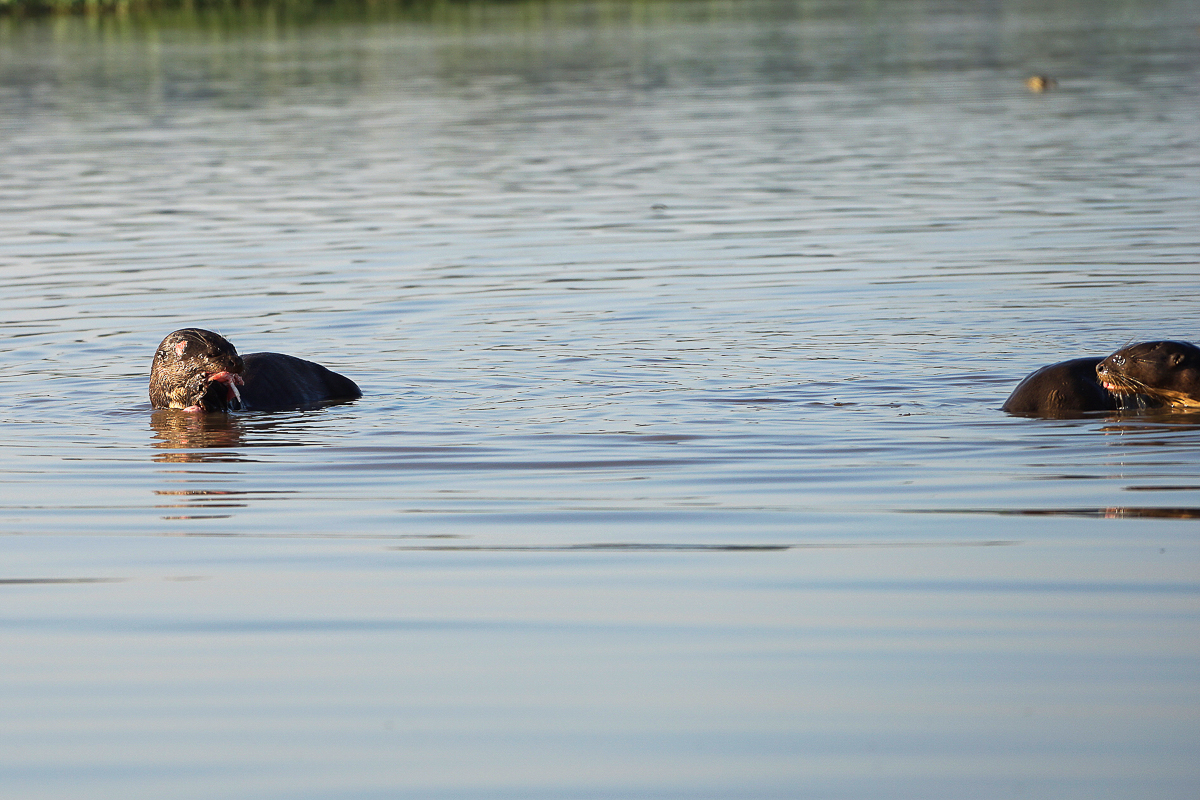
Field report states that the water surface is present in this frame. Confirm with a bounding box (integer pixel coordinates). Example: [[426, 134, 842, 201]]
[[2, 1, 1200, 797]]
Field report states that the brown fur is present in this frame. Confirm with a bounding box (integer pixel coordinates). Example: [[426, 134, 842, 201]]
[[1096, 341, 1200, 409], [149, 328, 360, 412], [149, 329, 244, 411]]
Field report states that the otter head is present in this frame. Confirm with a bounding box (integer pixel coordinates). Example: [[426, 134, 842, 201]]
[[149, 328, 246, 412], [1096, 340, 1200, 408]]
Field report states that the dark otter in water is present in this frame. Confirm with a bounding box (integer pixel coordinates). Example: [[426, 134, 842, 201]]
[[1001, 357, 1121, 416], [1003, 340, 1200, 417], [149, 328, 361, 412], [1096, 340, 1200, 410]]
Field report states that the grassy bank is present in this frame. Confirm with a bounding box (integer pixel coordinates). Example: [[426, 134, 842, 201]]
[[1, 0, 456, 18]]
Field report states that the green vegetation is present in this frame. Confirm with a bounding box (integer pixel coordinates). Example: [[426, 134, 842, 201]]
[[1, 0, 454, 20], [0, 0, 732, 35], [0, 0, 727, 30]]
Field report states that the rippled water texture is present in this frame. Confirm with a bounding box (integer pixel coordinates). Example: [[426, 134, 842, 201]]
[[2, 1, 1199, 797]]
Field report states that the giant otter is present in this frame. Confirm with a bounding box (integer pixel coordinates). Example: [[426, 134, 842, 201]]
[[1001, 357, 1121, 416], [1096, 340, 1200, 409], [1003, 340, 1200, 417], [149, 328, 361, 412]]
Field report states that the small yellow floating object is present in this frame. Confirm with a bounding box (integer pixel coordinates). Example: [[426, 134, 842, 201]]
[[1025, 75, 1057, 92]]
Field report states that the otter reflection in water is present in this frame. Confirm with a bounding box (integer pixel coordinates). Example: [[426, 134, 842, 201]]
[[149, 328, 361, 412], [1002, 340, 1200, 417], [149, 409, 248, 462]]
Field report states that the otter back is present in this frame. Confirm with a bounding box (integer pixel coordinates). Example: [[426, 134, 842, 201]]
[[1001, 358, 1118, 417], [239, 352, 362, 412]]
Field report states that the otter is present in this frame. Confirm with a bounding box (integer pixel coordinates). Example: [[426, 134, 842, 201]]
[[149, 328, 361, 412], [1001, 357, 1121, 416], [1096, 340, 1200, 409], [1003, 340, 1200, 417]]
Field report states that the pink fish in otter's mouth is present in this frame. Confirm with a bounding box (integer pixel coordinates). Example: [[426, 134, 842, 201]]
[[182, 371, 243, 412], [208, 371, 244, 406]]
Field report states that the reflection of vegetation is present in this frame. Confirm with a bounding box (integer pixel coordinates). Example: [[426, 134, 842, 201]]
[[0, 0, 749, 95], [0, 0, 744, 38], [0, 0, 746, 111]]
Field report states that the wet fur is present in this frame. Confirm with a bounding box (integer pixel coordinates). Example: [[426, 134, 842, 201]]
[[149, 328, 360, 412], [149, 328, 244, 411], [1003, 340, 1200, 417], [1001, 358, 1122, 417], [238, 352, 362, 411], [1096, 341, 1200, 409]]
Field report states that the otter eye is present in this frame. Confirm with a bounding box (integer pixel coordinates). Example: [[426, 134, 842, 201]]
[[1113, 355, 1125, 366]]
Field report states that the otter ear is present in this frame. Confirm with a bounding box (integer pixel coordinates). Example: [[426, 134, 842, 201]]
[[175, 341, 189, 358]]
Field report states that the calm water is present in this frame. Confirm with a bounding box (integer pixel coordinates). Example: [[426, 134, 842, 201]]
[[2, 1, 1200, 797]]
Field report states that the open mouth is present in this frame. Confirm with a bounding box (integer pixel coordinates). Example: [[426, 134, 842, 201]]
[[181, 371, 245, 411], [208, 370, 245, 407]]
